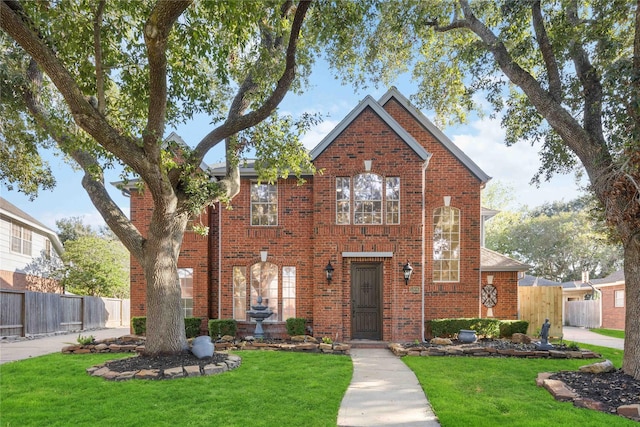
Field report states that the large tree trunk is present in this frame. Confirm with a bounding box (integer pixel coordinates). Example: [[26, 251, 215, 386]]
[[623, 234, 640, 380], [141, 212, 189, 355]]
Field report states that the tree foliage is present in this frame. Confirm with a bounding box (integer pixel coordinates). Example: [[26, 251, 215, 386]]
[[486, 198, 623, 282]]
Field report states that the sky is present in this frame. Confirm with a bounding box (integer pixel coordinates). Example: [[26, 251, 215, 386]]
[[1, 64, 586, 232]]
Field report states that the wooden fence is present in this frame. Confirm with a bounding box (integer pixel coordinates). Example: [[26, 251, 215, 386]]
[[564, 300, 601, 328], [0, 290, 129, 338], [518, 286, 563, 338]]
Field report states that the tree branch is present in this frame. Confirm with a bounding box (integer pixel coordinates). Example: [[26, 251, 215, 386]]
[[566, 0, 605, 143], [93, 0, 106, 114], [0, 0, 146, 172], [531, 0, 562, 103], [193, 0, 311, 161]]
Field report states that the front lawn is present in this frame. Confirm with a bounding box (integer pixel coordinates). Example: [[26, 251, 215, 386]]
[[0, 351, 352, 427], [590, 328, 626, 339], [403, 343, 634, 427]]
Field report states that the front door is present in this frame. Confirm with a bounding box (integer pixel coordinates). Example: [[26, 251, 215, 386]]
[[351, 263, 382, 340]]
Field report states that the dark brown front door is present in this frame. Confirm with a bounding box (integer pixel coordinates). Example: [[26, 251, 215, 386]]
[[351, 263, 382, 340]]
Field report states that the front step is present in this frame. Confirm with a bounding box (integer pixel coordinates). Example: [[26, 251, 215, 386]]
[[348, 340, 389, 349]]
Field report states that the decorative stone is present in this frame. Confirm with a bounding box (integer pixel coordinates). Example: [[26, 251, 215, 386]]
[[319, 343, 333, 351], [511, 333, 531, 344], [61, 345, 78, 353], [290, 335, 318, 343], [430, 337, 453, 345], [542, 379, 577, 401], [220, 335, 235, 342], [90, 367, 111, 377], [191, 336, 214, 359], [295, 343, 318, 351], [203, 364, 226, 375], [578, 359, 615, 374], [95, 343, 108, 351], [617, 404, 640, 420], [536, 372, 553, 387], [574, 398, 606, 411], [184, 365, 201, 377], [164, 367, 185, 378], [135, 369, 160, 379]]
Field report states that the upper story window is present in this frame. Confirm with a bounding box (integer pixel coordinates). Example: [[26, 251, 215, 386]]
[[251, 183, 277, 226], [11, 223, 32, 256], [433, 206, 460, 282], [614, 290, 625, 308], [336, 174, 400, 225]]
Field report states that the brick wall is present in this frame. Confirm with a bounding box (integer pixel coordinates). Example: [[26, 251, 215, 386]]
[[600, 284, 626, 330]]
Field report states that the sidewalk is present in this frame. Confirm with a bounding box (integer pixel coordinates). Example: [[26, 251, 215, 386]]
[[337, 348, 440, 427], [562, 326, 624, 350], [0, 327, 131, 364]]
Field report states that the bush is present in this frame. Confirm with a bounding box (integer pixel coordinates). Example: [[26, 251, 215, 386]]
[[132, 317, 146, 335], [429, 318, 502, 338], [499, 320, 529, 337], [286, 318, 306, 336], [208, 319, 237, 339], [184, 317, 203, 338], [132, 316, 205, 338]]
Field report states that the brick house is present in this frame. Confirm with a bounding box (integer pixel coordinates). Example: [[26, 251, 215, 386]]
[[128, 88, 528, 342]]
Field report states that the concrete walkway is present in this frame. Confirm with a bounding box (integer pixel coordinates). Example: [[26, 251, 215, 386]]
[[0, 327, 131, 364], [562, 326, 625, 350], [337, 348, 440, 427]]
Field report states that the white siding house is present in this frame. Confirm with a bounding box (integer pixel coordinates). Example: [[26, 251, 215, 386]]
[[0, 197, 63, 291]]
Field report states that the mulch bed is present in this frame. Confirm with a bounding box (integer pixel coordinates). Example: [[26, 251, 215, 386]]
[[104, 351, 228, 372]]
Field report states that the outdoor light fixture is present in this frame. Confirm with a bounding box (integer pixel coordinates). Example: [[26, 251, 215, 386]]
[[402, 260, 413, 285], [324, 260, 334, 283]]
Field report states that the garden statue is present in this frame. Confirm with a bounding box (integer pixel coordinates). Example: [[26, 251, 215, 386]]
[[535, 318, 554, 350]]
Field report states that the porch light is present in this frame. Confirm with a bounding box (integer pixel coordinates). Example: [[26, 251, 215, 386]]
[[402, 260, 413, 285], [324, 260, 335, 283]]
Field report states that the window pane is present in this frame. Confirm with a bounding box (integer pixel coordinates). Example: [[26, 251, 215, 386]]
[[433, 207, 461, 282], [354, 173, 382, 224], [386, 177, 400, 224], [282, 267, 296, 319], [614, 290, 625, 307], [250, 262, 278, 321], [233, 267, 247, 321], [336, 178, 350, 224], [11, 224, 21, 253], [251, 183, 277, 226], [178, 268, 194, 318]]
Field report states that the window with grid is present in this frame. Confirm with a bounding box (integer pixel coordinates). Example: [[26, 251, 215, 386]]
[[385, 177, 400, 224], [233, 267, 247, 321], [11, 223, 32, 255], [251, 183, 277, 226], [250, 262, 279, 321], [354, 173, 383, 224], [614, 290, 625, 307], [178, 268, 193, 317], [336, 177, 351, 224], [282, 267, 296, 320], [433, 206, 460, 282]]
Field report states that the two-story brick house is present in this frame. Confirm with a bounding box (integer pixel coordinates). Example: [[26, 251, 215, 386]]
[[128, 87, 528, 342]]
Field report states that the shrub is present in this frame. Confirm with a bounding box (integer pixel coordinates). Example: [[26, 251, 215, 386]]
[[132, 316, 205, 338], [184, 317, 202, 338], [77, 334, 95, 345], [132, 317, 146, 335], [499, 320, 529, 337], [208, 319, 237, 339], [429, 318, 502, 338], [286, 318, 306, 336]]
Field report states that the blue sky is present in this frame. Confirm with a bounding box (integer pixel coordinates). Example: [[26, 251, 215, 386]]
[[1, 65, 584, 231]]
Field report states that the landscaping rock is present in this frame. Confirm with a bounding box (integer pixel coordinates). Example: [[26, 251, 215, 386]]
[[579, 359, 615, 374], [542, 379, 577, 402], [511, 333, 532, 344], [617, 404, 640, 421], [290, 335, 318, 343], [430, 337, 452, 345]]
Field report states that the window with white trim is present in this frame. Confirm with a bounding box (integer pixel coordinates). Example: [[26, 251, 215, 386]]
[[178, 268, 194, 317], [251, 183, 277, 226], [233, 264, 296, 321], [433, 206, 460, 282], [336, 174, 400, 225], [11, 223, 32, 256], [614, 290, 625, 307]]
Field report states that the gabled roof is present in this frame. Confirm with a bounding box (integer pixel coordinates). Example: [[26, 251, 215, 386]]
[[481, 247, 530, 272], [309, 94, 432, 162], [378, 87, 491, 184], [0, 197, 64, 255]]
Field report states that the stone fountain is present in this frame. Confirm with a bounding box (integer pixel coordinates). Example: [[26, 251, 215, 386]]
[[247, 296, 273, 339]]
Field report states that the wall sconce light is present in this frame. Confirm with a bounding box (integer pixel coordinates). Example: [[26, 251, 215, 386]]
[[324, 260, 334, 283], [487, 275, 494, 285], [260, 251, 268, 263], [443, 196, 451, 207], [402, 260, 413, 285]]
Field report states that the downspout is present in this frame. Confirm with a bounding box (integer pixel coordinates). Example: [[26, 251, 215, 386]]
[[218, 202, 222, 319], [421, 156, 431, 342]]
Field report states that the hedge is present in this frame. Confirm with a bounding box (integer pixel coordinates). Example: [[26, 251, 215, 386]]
[[285, 318, 306, 336], [429, 318, 523, 338], [131, 316, 203, 338], [499, 320, 530, 337], [208, 319, 238, 339]]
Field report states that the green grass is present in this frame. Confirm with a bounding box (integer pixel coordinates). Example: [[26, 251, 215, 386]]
[[590, 328, 625, 339], [0, 351, 352, 427], [403, 343, 634, 427]]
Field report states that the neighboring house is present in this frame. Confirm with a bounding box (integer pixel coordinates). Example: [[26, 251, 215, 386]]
[[0, 197, 63, 292], [127, 87, 529, 342], [519, 270, 626, 330]]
